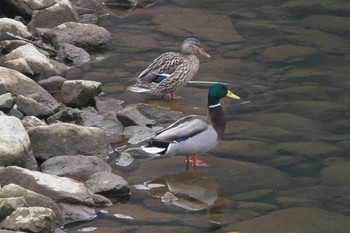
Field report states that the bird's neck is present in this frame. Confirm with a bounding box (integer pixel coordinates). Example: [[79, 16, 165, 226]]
[[208, 103, 226, 140]]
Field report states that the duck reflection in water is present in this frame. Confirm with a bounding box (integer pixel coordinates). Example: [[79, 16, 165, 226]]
[[139, 169, 228, 227]]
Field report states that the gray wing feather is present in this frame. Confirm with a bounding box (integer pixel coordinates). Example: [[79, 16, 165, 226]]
[[153, 115, 209, 142]]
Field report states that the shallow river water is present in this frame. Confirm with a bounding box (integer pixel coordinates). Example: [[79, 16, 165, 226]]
[[64, 0, 350, 232]]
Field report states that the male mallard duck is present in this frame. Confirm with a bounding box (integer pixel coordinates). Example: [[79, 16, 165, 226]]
[[128, 37, 210, 99], [141, 83, 240, 166]]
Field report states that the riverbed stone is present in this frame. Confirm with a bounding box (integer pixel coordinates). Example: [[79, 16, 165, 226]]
[[0, 40, 29, 53], [288, 29, 350, 55], [281, 0, 350, 16], [61, 80, 102, 107], [147, 6, 244, 43], [2, 58, 34, 77], [15, 95, 54, 118], [132, 103, 184, 124], [21, 116, 46, 128], [302, 15, 350, 35], [117, 105, 155, 127], [0, 197, 27, 222], [58, 202, 96, 225], [0, 207, 58, 233], [230, 207, 350, 233], [0, 0, 56, 18], [0, 93, 14, 111], [0, 115, 37, 169], [0, 184, 63, 227], [321, 161, 350, 187], [214, 139, 277, 160], [85, 171, 130, 196], [42, 22, 111, 49], [1, 44, 68, 81], [225, 120, 300, 142], [41, 155, 112, 182], [0, 166, 93, 205], [261, 45, 316, 63], [0, 18, 31, 41], [276, 141, 343, 159], [79, 111, 124, 137], [0, 67, 60, 111], [27, 123, 109, 160], [124, 125, 156, 144], [27, 0, 79, 33], [95, 97, 124, 114], [38, 76, 66, 94], [57, 43, 90, 65]]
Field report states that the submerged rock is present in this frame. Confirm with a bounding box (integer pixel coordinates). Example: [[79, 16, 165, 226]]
[[230, 207, 350, 233], [85, 171, 130, 196]]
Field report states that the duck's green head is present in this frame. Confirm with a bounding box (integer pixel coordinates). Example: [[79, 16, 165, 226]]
[[208, 83, 240, 107]]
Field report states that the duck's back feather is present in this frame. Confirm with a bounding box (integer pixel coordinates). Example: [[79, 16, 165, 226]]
[[138, 52, 184, 82]]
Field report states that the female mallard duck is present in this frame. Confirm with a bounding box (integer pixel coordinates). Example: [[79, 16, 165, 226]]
[[141, 83, 240, 166], [128, 37, 210, 99]]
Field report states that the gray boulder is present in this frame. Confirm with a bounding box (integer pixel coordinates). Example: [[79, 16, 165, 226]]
[[0, 184, 63, 227], [42, 22, 111, 49], [95, 97, 124, 114], [0, 166, 96, 224], [27, 123, 109, 160], [21, 116, 46, 129], [61, 80, 102, 107], [57, 43, 90, 65], [27, 0, 79, 33], [0, 67, 59, 111], [37, 76, 66, 94], [0, 197, 27, 222], [0, 207, 58, 233], [15, 95, 54, 118], [79, 111, 124, 137], [0, 18, 31, 41], [41, 155, 112, 182], [132, 103, 184, 123], [0, 93, 14, 111], [0, 40, 29, 53], [85, 171, 130, 196], [1, 44, 68, 81], [0, 115, 37, 169], [0, 0, 56, 18], [117, 105, 155, 127]]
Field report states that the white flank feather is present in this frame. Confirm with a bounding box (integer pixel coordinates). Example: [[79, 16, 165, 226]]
[[127, 86, 151, 93], [141, 145, 165, 154]]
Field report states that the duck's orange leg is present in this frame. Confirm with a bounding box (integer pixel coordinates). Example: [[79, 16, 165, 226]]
[[166, 91, 182, 99]]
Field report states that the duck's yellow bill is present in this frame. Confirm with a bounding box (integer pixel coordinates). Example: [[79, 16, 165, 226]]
[[226, 90, 240, 99]]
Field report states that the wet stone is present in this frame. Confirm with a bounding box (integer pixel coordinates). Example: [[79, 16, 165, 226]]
[[41, 155, 112, 182], [230, 207, 350, 233], [260, 45, 316, 63], [276, 141, 344, 159], [213, 139, 277, 161]]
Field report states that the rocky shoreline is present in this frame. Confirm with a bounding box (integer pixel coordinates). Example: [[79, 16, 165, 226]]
[[0, 0, 180, 232]]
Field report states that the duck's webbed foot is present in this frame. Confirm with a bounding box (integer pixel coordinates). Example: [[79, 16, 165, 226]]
[[185, 154, 209, 167]]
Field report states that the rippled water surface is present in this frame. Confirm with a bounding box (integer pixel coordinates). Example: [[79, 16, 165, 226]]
[[64, 0, 350, 232]]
